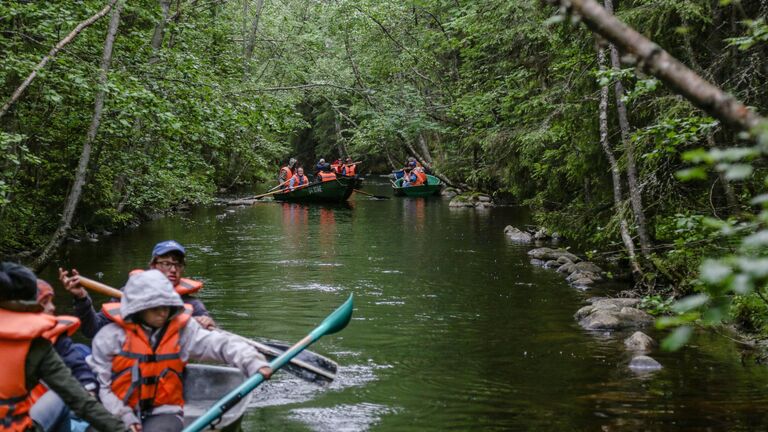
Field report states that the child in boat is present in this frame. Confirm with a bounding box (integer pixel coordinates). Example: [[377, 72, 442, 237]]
[[29, 279, 99, 432], [59, 240, 216, 338], [88, 269, 272, 432], [0, 262, 126, 432]]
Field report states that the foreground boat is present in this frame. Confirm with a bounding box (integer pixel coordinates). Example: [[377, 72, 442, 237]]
[[273, 177, 356, 203], [391, 174, 442, 197], [183, 364, 253, 431]]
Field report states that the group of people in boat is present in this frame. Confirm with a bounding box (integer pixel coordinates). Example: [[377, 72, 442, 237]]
[[1, 240, 273, 432], [278, 157, 358, 191], [398, 157, 429, 187]]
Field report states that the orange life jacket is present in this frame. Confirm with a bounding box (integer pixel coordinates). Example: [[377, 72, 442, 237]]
[[42, 316, 80, 344], [29, 316, 83, 403], [129, 269, 203, 296], [0, 309, 57, 432], [102, 303, 192, 415], [318, 171, 337, 182], [279, 166, 293, 182], [330, 162, 341, 174], [343, 164, 356, 177], [289, 173, 308, 188], [412, 168, 427, 186]]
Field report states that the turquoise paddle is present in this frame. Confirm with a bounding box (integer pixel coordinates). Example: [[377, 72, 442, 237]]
[[182, 294, 354, 432]]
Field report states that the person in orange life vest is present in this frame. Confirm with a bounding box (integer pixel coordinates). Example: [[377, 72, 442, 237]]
[[88, 270, 272, 432], [278, 158, 297, 189], [314, 158, 326, 177], [60, 240, 215, 340], [317, 164, 337, 182], [0, 262, 126, 432], [341, 158, 356, 177], [288, 167, 309, 191], [30, 280, 100, 432], [330, 159, 342, 174]]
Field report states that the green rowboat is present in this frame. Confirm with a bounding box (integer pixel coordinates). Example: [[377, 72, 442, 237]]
[[391, 174, 442, 197], [273, 177, 356, 203]]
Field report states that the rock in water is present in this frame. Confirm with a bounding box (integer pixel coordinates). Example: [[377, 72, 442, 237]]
[[504, 226, 533, 243], [629, 355, 662, 371], [624, 331, 657, 352]]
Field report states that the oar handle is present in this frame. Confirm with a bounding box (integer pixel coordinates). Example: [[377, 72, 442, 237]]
[[78, 276, 123, 298]]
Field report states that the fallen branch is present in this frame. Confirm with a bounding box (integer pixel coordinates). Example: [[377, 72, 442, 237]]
[[0, 0, 119, 120]]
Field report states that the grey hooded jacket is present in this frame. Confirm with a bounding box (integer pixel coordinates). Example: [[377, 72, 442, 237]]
[[87, 270, 269, 428]]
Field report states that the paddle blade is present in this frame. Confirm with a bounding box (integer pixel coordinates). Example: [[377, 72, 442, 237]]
[[316, 294, 354, 336]]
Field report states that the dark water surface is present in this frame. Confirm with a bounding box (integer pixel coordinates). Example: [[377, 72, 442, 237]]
[[44, 180, 768, 431]]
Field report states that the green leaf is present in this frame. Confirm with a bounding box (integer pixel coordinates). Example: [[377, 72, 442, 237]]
[[675, 167, 707, 181], [672, 293, 709, 313], [723, 164, 753, 181], [699, 260, 732, 284], [661, 326, 693, 351]]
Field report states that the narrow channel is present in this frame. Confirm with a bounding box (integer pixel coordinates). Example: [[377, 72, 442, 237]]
[[44, 180, 768, 431]]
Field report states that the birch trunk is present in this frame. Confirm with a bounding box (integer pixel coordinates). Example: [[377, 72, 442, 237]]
[[33, 0, 125, 271], [243, 0, 265, 69], [597, 44, 643, 276], [604, 0, 652, 258], [149, 0, 172, 63]]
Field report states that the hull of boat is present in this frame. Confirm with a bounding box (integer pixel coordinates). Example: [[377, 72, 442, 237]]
[[273, 177, 355, 203], [391, 174, 442, 197]]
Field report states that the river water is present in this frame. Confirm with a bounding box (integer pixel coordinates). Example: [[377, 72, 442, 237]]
[[45, 179, 768, 431]]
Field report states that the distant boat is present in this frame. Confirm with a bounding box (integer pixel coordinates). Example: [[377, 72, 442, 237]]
[[273, 177, 356, 203], [391, 174, 442, 197]]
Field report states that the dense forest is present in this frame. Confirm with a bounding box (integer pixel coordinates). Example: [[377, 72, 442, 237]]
[[2, 0, 768, 342]]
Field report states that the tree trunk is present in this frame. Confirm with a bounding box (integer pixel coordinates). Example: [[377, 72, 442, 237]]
[[604, 0, 652, 258], [243, 0, 265, 69], [597, 44, 643, 277], [0, 0, 119, 120], [334, 116, 349, 159], [543, 0, 765, 132], [32, 0, 125, 272], [149, 0, 172, 63], [417, 133, 433, 165]]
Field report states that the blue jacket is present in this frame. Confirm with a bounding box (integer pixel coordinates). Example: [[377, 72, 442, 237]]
[[53, 334, 98, 391]]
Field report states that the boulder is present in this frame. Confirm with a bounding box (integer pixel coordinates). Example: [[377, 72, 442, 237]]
[[573, 261, 603, 274], [504, 226, 534, 243], [528, 247, 555, 260], [449, 196, 475, 207], [442, 188, 459, 199], [575, 298, 652, 330], [629, 355, 663, 371], [624, 332, 657, 352], [557, 262, 576, 274], [534, 228, 549, 240], [530, 259, 545, 267], [571, 277, 595, 287], [556, 255, 573, 265], [544, 260, 559, 269], [477, 195, 492, 203], [566, 271, 597, 283]]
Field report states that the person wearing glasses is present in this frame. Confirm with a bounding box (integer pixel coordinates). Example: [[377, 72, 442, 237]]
[[59, 240, 216, 339]]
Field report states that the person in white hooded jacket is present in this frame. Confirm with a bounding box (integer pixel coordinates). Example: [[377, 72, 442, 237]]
[[88, 270, 272, 432]]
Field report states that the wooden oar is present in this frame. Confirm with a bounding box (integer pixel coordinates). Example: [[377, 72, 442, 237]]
[[353, 189, 390, 199], [266, 178, 290, 193], [182, 295, 354, 432], [251, 188, 286, 200], [77, 276, 337, 383]]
